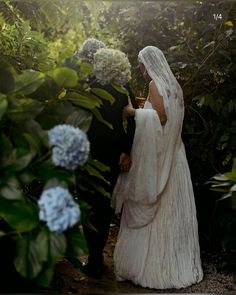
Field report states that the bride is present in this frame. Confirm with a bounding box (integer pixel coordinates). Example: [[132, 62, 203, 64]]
[[112, 46, 203, 289]]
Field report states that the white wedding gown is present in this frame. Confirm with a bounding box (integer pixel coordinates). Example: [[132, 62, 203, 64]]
[[112, 100, 203, 289]]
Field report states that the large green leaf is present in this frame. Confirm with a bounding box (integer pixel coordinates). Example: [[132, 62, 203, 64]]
[[51, 67, 78, 88], [225, 170, 236, 182], [31, 76, 59, 101], [91, 88, 115, 104], [10, 120, 47, 152], [89, 158, 110, 172], [0, 93, 8, 120], [35, 161, 75, 185], [65, 92, 102, 110], [77, 176, 110, 198], [111, 84, 129, 95], [14, 236, 43, 279], [13, 70, 45, 96], [12, 150, 36, 171], [8, 98, 44, 122], [65, 227, 88, 258], [0, 198, 40, 232], [91, 108, 113, 129], [0, 177, 23, 200], [65, 109, 92, 132], [84, 163, 106, 181], [36, 101, 76, 130], [36, 228, 67, 265]]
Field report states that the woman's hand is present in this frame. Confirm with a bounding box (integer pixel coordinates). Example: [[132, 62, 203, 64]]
[[123, 95, 136, 118], [123, 105, 136, 118], [119, 153, 132, 172]]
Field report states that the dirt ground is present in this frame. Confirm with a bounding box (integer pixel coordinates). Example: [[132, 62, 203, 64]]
[[53, 224, 236, 294]]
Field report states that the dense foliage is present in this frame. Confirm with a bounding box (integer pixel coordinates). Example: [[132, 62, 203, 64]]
[[0, 0, 235, 287]]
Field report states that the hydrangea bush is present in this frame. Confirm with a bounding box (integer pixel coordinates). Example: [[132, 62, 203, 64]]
[[93, 48, 131, 86], [0, 56, 113, 288]]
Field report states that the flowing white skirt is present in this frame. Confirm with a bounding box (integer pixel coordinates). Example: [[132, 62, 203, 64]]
[[113, 145, 203, 289]]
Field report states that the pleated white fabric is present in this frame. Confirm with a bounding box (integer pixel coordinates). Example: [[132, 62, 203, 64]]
[[112, 102, 203, 289]]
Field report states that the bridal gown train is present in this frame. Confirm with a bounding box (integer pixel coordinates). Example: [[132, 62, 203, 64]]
[[112, 100, 203, 289]]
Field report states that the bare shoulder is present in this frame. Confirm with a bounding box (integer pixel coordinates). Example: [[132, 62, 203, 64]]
[[149, 80, 161, 97]]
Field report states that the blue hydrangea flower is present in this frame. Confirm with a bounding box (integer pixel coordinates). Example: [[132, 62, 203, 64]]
[[48, 124, 90, 170], [74, 38, 106, 63], [38, 186, 81, 233]]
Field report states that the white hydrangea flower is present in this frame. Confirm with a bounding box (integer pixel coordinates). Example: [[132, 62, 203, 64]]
[[38, 186, 81, 233], [93, 48, 131, 86], [74, 38, 106, 63], [48, 124, 90, 170]]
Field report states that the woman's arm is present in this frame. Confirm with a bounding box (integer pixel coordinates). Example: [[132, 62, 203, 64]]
[[123, 96, 136, 117], [149, 81, 167, 126]]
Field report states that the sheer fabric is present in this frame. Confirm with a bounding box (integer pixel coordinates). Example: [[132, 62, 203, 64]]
[[112, 46, 203, 288]]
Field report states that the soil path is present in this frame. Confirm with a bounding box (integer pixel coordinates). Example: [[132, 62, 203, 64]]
[[55, 225, 236, 294]]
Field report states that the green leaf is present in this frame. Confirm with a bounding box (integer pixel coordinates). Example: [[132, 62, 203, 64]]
[[13, 151, 36, 171], [210, 187, 229, 193], [0, 133, 15, 167], [51, 67, 78, 88], [89, 158, 110, 172], [91, 88, 115, 104], [66, 109, 92, 132], [14, 236, 43, 279], [35, 161, 75, 185], [34, 267, 54, 288], [225, 170, 236, 182], [11, 120, 47, 152], [0, 231, 6, 237], [0, 58, 16, 93], [31, 76, 59, 101], [8, 98, 44, 122], [23, 133, 40, 153], [37, 101, 75, 130], [211, 182, 232, 188], [0, 93, 8, 120], [0, 198, 40, 232], [66, 227, 88, 258], [19, 172, 36, 185], [111, 84, 129, 95], [0, 177, 23, 200], [48, 232, 66, 274], [84, 164, 106, 181], [79, 62, 93, 77], [36, 228, 67, 265], [65, 92, 102, 110], [78, 177, 111, 198], [13, 70, 45, 96], [91, 108, 113, 129], [212, 174, 228, 181]]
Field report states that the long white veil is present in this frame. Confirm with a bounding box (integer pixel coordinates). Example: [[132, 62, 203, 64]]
[[112, 46, 185, 228], [138, 46, 184, 128]]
